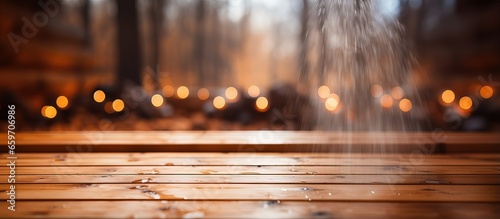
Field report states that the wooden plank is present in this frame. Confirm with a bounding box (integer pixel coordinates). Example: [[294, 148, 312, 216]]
[[3, 174, 499, 185], [5, 152, 500, 159], [9, 156, 500, 166], [9, 143, 499, 153], [1, 131, 498, 152], [3, 131, 500, 145], [1, 201, 499, 219], [1, 184, 499, 201], [3, 165, 499, 175]]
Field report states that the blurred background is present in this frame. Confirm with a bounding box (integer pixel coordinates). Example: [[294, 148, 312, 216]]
[[0, 0, 499, 132]]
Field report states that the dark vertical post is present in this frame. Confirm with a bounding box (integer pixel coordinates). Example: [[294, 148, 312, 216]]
[[194, 0, 206, 87], [116, 0, 142, 90], [317, 0, 328, 82], [150, 0, 164, 90], [299, 0, 310, 85], [82, 0, 91, 48]]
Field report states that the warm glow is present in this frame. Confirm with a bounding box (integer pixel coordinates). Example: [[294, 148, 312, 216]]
[[56, 96, 68, 109], [104, 102, 114, 114], [380, 94, 393, 108], [399, 98, 412, 112], [40, 106, 48, 117], [441, 90, 455, 104], [371, 85, 383, 97], [317, 85, 330, 98], [325, 97, 339, 111], [391, 86, 404, 99], [93, 90, 106, 103], [213, 96, 226, 109], [162, 85, 175, 97], [112, 99, 125, 112], [225, 87, 238, 100], [328, 93, 339, 102], [480, 86, 493, 99], [247, 85, 260, 98], [151, 94, 164, 107], [198, 88, 210, 100], [177, 86, 189, 99], [43, 106, 57, 119], [255, 97, 269, 112], [459, 96, 473, 110]]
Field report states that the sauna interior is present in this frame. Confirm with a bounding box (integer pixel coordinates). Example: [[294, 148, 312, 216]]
[[1, 0, 499, 218]]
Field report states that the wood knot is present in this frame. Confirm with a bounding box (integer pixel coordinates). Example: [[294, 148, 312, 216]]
[[263, 200, 280, 208], [312, 211, 332, 219]]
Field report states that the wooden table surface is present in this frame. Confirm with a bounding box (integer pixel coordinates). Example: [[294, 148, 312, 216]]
[[0, 131, 499, 218], [3, 131, 500, 152]]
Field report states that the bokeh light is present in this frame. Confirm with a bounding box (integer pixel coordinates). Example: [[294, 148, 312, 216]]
[[317, 85, 330, 98], [104, 102, 114, 114], [479, 85, 493, 99], [255, 97, 269, 112], [151, 94, 164, 107], [225, 87, 238, 100], [325, 97, 339, 111], [370, 85, 383, 97], [328, 93, 339, 102], [247, 85, 260, 98], [43, 106, 57, 119], [40, 106, 48, 117], [391, 86, 404, 99], [93, 90, 106, 103], [112, 99, 125, 112], [380, 94, 393, 108], [162, 85, 175, 97], [399, 98, 412, 112], [441, 90, 455, 104], [177, 86, 189, 99], [198, 88, 210, 100], [459, 96, 473, 110], [213, 96, 226, 109], [56, 96, 68, 109]]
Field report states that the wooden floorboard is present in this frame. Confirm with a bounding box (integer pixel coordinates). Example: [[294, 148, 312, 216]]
[[4, 174, 500, 184], [7, 156, 500, 166], [6, 131, 500, 145], [3, 165, 499, 175], [1, 184, 500, 201], [2, 131, 498, 152], [10, 152, 500, 158], [0, 132, 499, 218], [1, 201, 499, 219]]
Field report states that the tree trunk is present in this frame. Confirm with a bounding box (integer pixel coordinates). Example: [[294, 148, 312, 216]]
[[299, 0, 310, 86], [116, 0, 142, 90], [194, 0, 206, 87]]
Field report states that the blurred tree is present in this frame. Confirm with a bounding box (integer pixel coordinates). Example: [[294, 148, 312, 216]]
[[298, 0, 310, 88], [117, 0, 142, 89], [149, 0, 166, 90]]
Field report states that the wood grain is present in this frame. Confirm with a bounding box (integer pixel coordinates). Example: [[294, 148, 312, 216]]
[[3, 165, 499, 175], [1, 201, 498, 219], [5, 131, 499, 145], [0, 131, 498, 218], [6, 155, 500, 166], [5, 152, 500, 158], [3, 174, 499, 185], [1, 184, 499, 202], [1, 131, 498, 152]]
